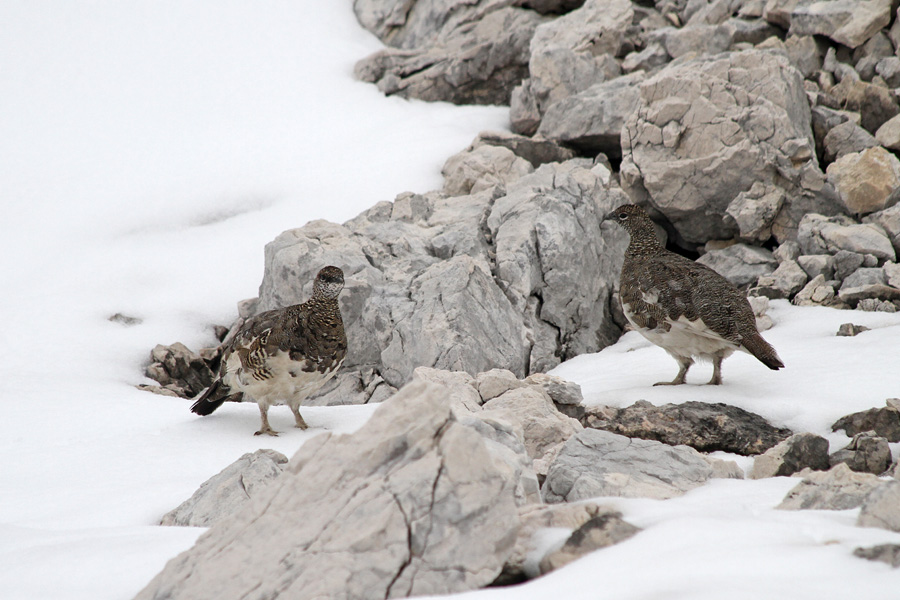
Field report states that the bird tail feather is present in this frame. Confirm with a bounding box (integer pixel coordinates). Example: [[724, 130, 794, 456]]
[[190, 380, 232, 416], [742, 333, 784, 370]]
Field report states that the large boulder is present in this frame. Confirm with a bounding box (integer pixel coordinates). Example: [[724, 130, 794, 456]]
[[832, 403, 900, 442], [778, 463, 885, 510], [134, 380, 522, 600], [253, 159, 628, 401], [542, 429, 742, 503], [788, 0, 892, 49], [858, 480, 900, 532], [620, 49, 833, 246], [825, 147, 900, 217]]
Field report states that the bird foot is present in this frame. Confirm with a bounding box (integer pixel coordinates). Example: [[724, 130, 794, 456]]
[[254, 428, 279, 437], [653, 379, 685, 386]]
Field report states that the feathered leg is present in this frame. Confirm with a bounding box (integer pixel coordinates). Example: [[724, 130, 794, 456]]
[[290, 403, 309, 430], [254, 402, 278, 437], [655, 356, 693, 386]]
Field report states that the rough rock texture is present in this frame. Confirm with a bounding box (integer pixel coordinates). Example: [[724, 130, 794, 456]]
[[537, 71, 645, 156], [621, 49, 830, 246], [468, 130, 577, 167], [864, 202, 900, 255], [525, 0, 633, 113], [475, 368, 528, 403], [134, 380, 522, 600], [825, 147, 900, 216], [538, 513, 640, 574], [754, 259, 810, 299], [829, 78, 900, 135], [482, 386, 583, 460], [581, 400, 792, 456], [858, 480, 900, 532], [777, 463, 885, 510], [749, 433, 831, 479], [253, 159, 628, 401], [725, 182, 787, 242], [822, 120, 879, 163], [524, 372, 584, 406], [829, 431, 893, 474], [498, 501, 616, 584], [788, 0, 892, 48], [695, 243, 777, 286], [854, 544, 900, 568], [836, 322, 871, 336], [832, 404, 900, 442], [160, 450, 288, 527], [797, 213, 896, 261], [542, 429, 742, 503], [354, 7, 545, 105], [442, 144, 534, 196], [144, 343, 215, 398]]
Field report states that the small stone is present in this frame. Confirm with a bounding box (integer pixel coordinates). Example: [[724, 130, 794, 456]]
[[524, 373, 584, 406], [538, 513, 641, 574], [841, 267, 886, 290], [108, 313, 143, 326], [778, 463, 884, 510], [829, 431, 893, 474], [854, 544, 900, 568], [875, 113, 900, 150], [832, 405, 900, 441], [826, 147, 900, 216], [833, 250, 867, 281], [837, 323, 871, 336], [750, 433, 831, 479], [797, 254, 835, 280], [475, 369, 527, 403], [773, 241, 801, 263]]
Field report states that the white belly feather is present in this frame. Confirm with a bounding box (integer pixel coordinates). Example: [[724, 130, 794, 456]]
[[623, 302, 739, 361], [223, 350, 343, 407]]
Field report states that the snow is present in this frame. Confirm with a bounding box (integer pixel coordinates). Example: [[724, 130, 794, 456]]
[[1, 2, 899, 599]]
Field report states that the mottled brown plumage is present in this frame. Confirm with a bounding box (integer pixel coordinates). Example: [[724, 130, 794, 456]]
[[605, 205, 783, 385], [191, 266, 347, 435]]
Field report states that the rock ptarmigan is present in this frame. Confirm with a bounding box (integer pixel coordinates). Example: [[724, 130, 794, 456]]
[[190, 266, 347, 435], [605, 205, 783, 385]]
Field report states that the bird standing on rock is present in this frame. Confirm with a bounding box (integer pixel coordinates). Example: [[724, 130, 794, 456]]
[[190, 266, 347, 435], [604, 204, 783, 385]]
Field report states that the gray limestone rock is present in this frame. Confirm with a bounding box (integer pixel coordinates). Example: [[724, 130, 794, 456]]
[[833, 250, 868, 281], [864, 204, 900, 255], [475, 368, 528, 403], [841, 267, 886, 290], [829, 431, 893, 474], [581, 400, 792, 456], [498, 501, 615, 584], [411, 367, 484, 414], [695, 243, 777, 287], [777, 462, 884, 510], [858, 480, 900, 532], [144, 343, 216, 399], [134, 380, 522, 600], [442, 144, 534, 196], [826, 147, 900, 217], [875, 56, 900, 87], [524, 373, 584, 406], [885, 262, 900, 288], [253, 159, 628, 397], [482, 386, 583, 460], [725, 182, 786, 242], [874, 113, 900, 151], [773, 241, 801, 263], [622, 42, 669, 74], [754, 259, 809, 299], [784, 34, 824, 78], [829, 77, 900, 134], [354, 7, 545, 105], [526, 0, 633, 113], [538, 513, 641, 574], [469, 130, 577, 168], [160, 450, 289, 528], [792, 274, 838, 306], [832, 404, 900, 442], [542, 429, 742, 503], [797, 254, 835, 280], [353, 0, 519, 50], [750, 433, 831, 479], [797, 213, 896, 261], [836, 322, 871, 336], [510, 79, 542, 136], [788, 0, 892, 49], [854, 544, 900, 568], [621, 49, 824, 245], [822, 120, 879, 163], [537, 72, 645, 157]]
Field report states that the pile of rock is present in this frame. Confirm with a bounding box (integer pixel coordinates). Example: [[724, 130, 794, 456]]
[[351, 0, 900, 316]]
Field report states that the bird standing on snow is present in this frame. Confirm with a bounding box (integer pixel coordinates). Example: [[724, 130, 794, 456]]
[[604, 204, 783, 385], [190, 266, 347, 435]]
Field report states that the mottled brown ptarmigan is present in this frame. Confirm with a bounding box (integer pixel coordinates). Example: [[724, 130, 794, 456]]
[[604, 204, 783, 385], [190, 266, 347, 435]]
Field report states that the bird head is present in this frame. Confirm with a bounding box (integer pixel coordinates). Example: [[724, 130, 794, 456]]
[[603, 204, 662, 249], [313, 266, 345, 300]]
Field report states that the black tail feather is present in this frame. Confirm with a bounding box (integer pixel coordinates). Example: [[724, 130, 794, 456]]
[[742, 333, 784, 370], [190, 380, 230, 416]]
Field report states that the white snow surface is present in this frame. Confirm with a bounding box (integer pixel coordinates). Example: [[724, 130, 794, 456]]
[[1, 2, 899, 599]]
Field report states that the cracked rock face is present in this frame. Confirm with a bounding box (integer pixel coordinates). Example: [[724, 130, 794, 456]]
[[133, 380, 522, 600], [541, 428, 743, 502], [254, 159, 628, 399], [621, 49, 829, 246]]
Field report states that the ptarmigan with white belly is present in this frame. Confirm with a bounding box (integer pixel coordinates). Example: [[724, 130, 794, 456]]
[[190, 266, 347, 435], [604, 205, 783, 385]]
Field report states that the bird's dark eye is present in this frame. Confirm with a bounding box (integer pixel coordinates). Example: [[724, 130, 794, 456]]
[[617, 212, 628, 220]]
